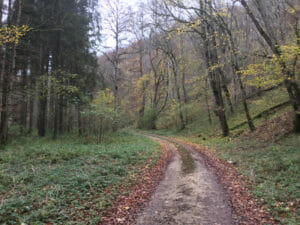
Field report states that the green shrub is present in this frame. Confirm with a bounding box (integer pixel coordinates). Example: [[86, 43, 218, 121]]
[[138, 107, 158, 130]]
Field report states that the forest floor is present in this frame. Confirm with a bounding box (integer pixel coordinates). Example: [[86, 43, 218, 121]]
[[0, 131, 163, 224]]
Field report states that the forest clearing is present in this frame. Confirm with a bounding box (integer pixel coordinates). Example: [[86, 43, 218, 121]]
[[0, 0, 299, 224]]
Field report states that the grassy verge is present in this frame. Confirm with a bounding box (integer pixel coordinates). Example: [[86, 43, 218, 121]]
[[0, 130, 161, 224], [176, 145, 196, 174]]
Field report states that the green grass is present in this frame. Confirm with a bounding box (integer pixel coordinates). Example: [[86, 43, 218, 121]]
[[176, 145, 196, 174], [0, 130, 161, 224]]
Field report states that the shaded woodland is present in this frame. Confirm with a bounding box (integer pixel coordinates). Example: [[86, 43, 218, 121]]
[[0, 0, 299, 143]]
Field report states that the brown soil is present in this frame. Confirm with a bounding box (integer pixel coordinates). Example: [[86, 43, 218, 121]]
[[241, 111, 294, 144], [135, 137, 236, 225], [166, 136, 276, 225]]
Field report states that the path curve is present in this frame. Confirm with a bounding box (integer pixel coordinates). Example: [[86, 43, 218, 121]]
[[135, 136, 236, 225]]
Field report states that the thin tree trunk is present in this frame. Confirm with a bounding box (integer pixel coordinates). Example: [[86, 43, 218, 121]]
[[78, 105, 82, 136], [28, 79, 35, 134], [0, 67, 10, 143], [221, 81, 234, 114], [181, 71, 188, 124], [208, 39, 229, 136], [53, 96, 58, 139], [204, 78, 212, 125], [173, 67, 185, 130], [58, 96, 63, 133], [37, 46, 48, 137], [20, 68, 28, 132], [199, 0, 229, 136], [0, 0, 22, 143], [0, 0, 12, 142], [240, 0, 300, 132], [0, 0, 4, 84], [238, 75, 255, 131]]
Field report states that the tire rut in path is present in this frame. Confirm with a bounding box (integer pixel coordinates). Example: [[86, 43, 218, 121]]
[[135, 137, 236, 225]]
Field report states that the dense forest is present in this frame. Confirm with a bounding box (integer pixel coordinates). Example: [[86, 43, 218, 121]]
[[0, 0, 299, 224], [0, 0, 299, 142], [0, 0, 100, 143]]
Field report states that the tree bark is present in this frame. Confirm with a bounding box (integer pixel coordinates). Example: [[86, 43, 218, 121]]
[[37, 46, 48, 137], [172, 62, 185, 130], [204, 78, 212, 125], [207, 34, 229, 136], [221, 78, 234, 114], [77, 105, 82, 136], [0, 0, 22, 143], [20, 68, 28, 132]]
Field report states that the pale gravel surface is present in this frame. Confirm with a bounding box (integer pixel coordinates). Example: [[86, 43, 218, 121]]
[[135, 137, 236, 225]]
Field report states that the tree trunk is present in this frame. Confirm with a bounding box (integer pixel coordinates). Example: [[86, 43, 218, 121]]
[[198, 0, 229, 136], [0, 68, 10, 143], [28, 62, 37, 134], [173, 65, 185, 130], [53, 96, 58, 139], [221, 81, 234, 114], [181, 71, 188, 124], [37, 90, 47, 136], [37, 47, 48, 137], [210, 76, 229, 136], [138, 45, 145, 118], [58, 96, 63, 133], [240, 0, 300, 132], [20, 68, 28, 132], [238, 75, 255, 131], [0, 0, 20, 143], [208, 37, 229, 136], [77, 105, 82, 136], [204, 78, 212, 125]]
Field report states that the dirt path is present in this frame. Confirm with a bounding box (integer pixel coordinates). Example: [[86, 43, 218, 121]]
[[135, 137, 236, 225]]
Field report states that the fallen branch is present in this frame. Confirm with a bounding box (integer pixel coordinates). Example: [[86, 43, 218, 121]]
[[230, 101, 290, 131]]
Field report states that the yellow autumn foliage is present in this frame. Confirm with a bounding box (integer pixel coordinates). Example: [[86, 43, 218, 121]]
[[0, 25, 31, 45], [242, 43, 300, 88], [93, 88, 115, 107]]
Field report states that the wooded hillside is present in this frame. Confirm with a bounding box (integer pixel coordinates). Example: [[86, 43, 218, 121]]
[[98, 0, 299, 137]]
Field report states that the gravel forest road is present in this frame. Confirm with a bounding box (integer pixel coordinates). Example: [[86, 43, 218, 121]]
[[135, 136, 237, 225]]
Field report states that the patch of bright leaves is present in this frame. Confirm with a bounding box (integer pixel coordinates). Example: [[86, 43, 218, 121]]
[[0, 25, 31, 45]]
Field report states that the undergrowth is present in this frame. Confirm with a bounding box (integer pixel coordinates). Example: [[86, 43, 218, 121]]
[[0, 130, 161, 224]]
